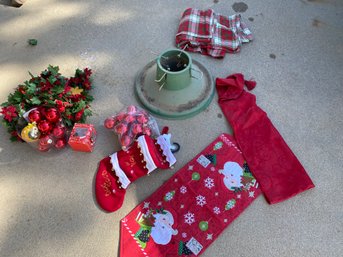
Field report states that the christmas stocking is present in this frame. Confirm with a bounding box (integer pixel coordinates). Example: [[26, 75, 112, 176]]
[[95, 133, 177, 212], [216, 73, 315, 204], [120, 134, 261, 257]]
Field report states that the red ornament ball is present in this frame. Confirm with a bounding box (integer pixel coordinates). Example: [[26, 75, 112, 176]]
[[45, 108, 60, 123], [38, 107, 47, 118], [143, 126, 152, 136], [38, 144, 51, 152], [52, 126, 66, 139], [136, 114, 148, 124], [126, 105, 137, 114], [28, 109, 42, 123], [38, 120, 53, 134], [104, 118, 116, 129], [55, 139, 66, 149], [124, 114, 135, 123], [115, 123, 128, 135], [74, 109, 84, 121], [120, 135, 132, 148], [39, 135, 54, 150], [114, 113, 126, 123], [132, 123, 143, 135]]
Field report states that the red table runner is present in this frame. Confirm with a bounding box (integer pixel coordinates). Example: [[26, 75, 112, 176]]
[[120, 134, 261, 256]]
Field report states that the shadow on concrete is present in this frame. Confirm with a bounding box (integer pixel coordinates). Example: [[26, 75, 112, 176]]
[[0, 0, 13, 7], [0, 197, 96, 256]]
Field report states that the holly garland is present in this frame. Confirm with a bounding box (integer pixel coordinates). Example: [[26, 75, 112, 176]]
[[0, 65, 93, 142]]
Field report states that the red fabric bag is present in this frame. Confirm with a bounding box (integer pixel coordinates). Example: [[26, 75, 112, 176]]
[[120, 134, 261, 256], [216, 73, 315, 204]]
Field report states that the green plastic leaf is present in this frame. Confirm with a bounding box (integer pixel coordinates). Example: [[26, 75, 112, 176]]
[[48, 77, 57, 84], [72, 100, 86, 113], [85, 95, 94, 102], [83, 108, 92, 117], [10, 136, 19, 142], [28, 39, 38, 46], [28, 71, 35, 78], [52, 85, 64, 94], [64, 119, 72, 127], [30, 96, 41, 105], [25, 82, 37, 95], [75, 68, 82, 76], [48, 65, 59, 76], [7, 91, 23, 104]]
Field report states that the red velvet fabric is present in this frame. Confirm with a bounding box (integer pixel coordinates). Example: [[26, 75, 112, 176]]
[[216, 73, 315, 204]]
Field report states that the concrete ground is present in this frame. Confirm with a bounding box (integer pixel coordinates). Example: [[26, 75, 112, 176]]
[[0, 0, 342, 256]]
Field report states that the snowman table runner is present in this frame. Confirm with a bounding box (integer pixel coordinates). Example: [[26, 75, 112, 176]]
[[120, 134, 261, 257]]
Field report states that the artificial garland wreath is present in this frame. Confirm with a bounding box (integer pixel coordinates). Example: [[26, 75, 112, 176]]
[[0, 65, 93, 150]]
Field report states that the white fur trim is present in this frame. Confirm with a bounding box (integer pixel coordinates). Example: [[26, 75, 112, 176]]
[[110, 153, 131, 189], [156, 134, 176, 167], [137, 136, 157, 174]]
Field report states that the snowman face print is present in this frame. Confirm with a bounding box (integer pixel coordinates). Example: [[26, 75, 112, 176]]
[[150, 211, 178, 245], [218, 161, 243, 191]]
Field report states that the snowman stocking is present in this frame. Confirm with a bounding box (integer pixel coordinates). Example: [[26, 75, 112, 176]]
[[95, 133, 177, 212], [120, 134, 261, 257], [216, 73, 315, 204]]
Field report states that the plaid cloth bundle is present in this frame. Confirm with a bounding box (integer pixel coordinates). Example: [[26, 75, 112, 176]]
[[175, 8, 253, 58]]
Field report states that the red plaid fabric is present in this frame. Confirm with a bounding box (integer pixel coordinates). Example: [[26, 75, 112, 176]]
[[176, 8, 253, 58]]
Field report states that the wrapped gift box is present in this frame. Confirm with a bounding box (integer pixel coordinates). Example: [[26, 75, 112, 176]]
[[68, 123, 96, 152]]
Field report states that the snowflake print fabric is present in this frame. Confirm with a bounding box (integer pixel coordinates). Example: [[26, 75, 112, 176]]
[[180, 186, 187, 194], [184, 212, 196, 225], [120, 134, 261, 257], [204, 177, 215, 189], [213, 206, 221, 215], [196, 195, 207, 207]]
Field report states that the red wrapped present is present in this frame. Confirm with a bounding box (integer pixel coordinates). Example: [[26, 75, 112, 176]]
[[68, 123, 96, 152]]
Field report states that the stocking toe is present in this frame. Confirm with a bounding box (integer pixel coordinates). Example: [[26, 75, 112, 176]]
[[95, 157, 126, 212]]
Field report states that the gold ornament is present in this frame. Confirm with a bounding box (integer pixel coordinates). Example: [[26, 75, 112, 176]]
[[21, 123, 40, 142]]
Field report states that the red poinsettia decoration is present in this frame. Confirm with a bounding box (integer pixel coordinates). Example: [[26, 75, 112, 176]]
[[1, 106, 18, 122], [0, 65, 94, 142]]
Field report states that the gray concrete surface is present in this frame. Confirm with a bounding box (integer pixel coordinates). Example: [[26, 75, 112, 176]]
[[0, 0, 342, 256]]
